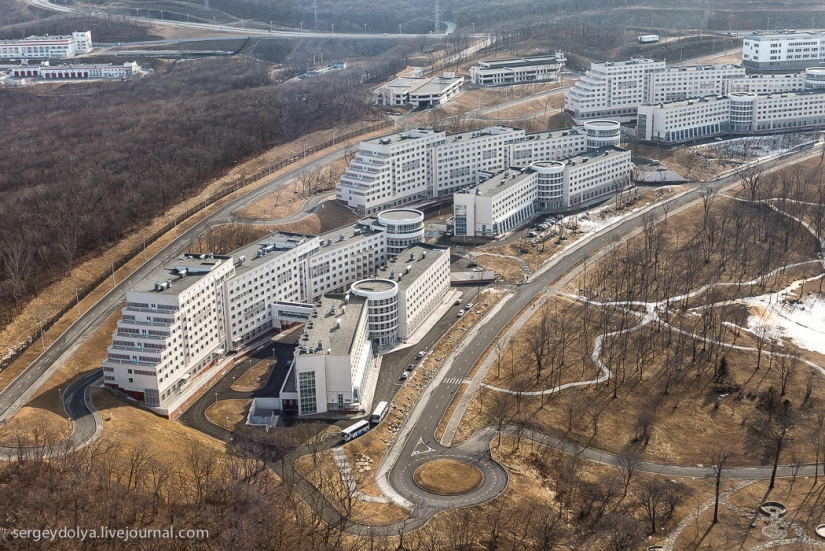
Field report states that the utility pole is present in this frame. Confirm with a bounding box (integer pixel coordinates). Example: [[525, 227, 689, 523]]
[[434, 0, 440, 34]]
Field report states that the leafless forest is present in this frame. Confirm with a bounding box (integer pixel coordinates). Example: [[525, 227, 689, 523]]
[[0, 54, 410, 327]]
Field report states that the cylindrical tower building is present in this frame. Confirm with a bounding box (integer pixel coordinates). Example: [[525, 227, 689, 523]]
[[376, 209, 425, 256], [533, 161, 566, 211], [350, 279, 399, 347], [583, 120, 621, 150]]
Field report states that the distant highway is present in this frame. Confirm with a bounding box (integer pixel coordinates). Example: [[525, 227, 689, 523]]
[[28, 0, 458, 41]]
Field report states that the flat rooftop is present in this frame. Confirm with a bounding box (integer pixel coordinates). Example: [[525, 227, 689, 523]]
[[299, 294, 367, 356], [229, 231, 317, 276], [318, 222, 383, 251], [477, 55, 562, 69], [474, 167, 535, 197], [445, 125, 522, 143], [132, 255, 230, 295], [663, 64, 741, 73], [380, 245, 448, 291], [362, 127, 443, 146], [409, 75, 463, 97], [377, 208, 423, 222], [566, 146, 628, 166], [644, 95, 728, 108], [745, 31, 823, 40], [381, 76, 428, 89], [352, 279, 396, 293]]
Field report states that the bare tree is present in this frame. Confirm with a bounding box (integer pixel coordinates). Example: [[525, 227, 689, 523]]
[[710, 447, 730, 524]]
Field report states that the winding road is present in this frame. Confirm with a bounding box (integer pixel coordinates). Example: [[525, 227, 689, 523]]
[[2, 120, 825, 536]]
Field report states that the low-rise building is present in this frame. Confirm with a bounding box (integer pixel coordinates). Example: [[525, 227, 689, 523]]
[[373, 73, 464, 107], [11, 61, 139, 80], [470, 53, 565, 86], [0, 31, 92, 59]]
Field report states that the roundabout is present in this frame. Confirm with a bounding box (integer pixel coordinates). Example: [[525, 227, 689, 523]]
[[412, 459, 483, 495]]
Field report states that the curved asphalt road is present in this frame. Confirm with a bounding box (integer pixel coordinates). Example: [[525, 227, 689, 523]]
[[2, 132, 823, 532]]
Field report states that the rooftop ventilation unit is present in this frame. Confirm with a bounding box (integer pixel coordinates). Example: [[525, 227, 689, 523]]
[[336, 318, 342, 328]]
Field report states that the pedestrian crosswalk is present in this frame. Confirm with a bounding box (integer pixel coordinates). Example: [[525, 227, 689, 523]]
[[442, 377, 468, 385]]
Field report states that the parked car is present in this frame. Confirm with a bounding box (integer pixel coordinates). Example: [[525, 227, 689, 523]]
[[457, 310, 465, 317], [416, 350, 427, 359], [400, 371, 410, 380], [454, 298, 462, 306]]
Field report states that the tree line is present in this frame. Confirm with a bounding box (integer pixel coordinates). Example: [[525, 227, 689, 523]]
[[0, 56, 391, 333]]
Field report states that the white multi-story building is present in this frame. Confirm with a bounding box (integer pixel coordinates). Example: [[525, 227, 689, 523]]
[[11, 60, 139, 80], [0, 31, 92, 59], [470, 53, 565, 86], [636, 88, 825, 144], [293, 243, 450, 416], [453, 168, 539, 238], [309, 224, 388, 297], [454, 146, 631, 237], [565, 59, 748, 123], [743, 31, 825, 71], [224, 233, 320, 349], [637, 95, 732, 144], [373, 73, 464, 107], [293, 294, 372, 415], [728, 72, 806, 94], [336, 125, 608, 216], [103, 255, 235, 413], [103, 207, 442, 416]]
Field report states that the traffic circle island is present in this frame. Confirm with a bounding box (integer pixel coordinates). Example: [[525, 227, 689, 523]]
[[412, 459, 483, 495]]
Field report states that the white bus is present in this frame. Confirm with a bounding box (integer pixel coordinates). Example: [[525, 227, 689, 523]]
[[341, 420, 370, 442], [370, 401, 389, 425]]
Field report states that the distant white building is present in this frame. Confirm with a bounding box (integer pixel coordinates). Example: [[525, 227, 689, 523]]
[[0, 31, 92, 59], [373, 73, 464, 107], [742, 30, 825, 71], [453, 146, 632, 237], [11, 61, 139, 80], [470, 53, 565, 86], [565, 59, 746, 123], [636, 87, 825, 144]]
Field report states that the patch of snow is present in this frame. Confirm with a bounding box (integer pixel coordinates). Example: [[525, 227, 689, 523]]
[[745, 279, 825, 355]]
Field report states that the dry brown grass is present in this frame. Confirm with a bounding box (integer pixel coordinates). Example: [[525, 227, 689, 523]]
[[294, 450, 410, 525], [267, 199, 358, 235], [231, 358, 274, 392], [0, 406, 71, 446], [475, 255, 524, 282], [413, 459, 483, 495], [204, 399, 252, 430], [92, 387, 229, 464], [673, 478, 825, 550], [238, 158, 348, 220], [455, 195, 825, 468]]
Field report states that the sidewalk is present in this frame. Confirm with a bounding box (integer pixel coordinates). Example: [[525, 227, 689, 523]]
[[392, 288, 463, 352]]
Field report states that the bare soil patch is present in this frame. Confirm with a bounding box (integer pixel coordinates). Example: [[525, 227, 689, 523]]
[[205, 399, 252, 431], [413, 459, 482, 495], [231, 358, 274, 392], [268, 199, 358, 234]]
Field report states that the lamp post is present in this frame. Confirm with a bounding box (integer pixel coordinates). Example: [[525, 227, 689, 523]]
[[331, 23, 334, 34], [160, 10, 164, 21], [364, 23, 367, 35], [300, 22, 303, 33], [215, 392, 219, 404], [332, 129, 338, 146], [39, 318, 45, 351], [75, 288, 81, 315]]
